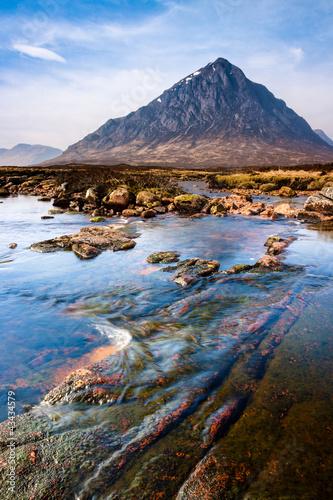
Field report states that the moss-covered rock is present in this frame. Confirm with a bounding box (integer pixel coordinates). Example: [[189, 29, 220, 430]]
[[162, 258, 220, 286], [210, 204, 227, 215], [279, 186, 297, 197], [174, 194, 208, 213], [260, 183, 277, 193], [147, 251, 180, 264], [90, 217, 105, 222], [136, 191, 160, 206]]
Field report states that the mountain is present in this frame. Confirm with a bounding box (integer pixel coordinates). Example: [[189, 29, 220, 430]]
[[50, 58, 333, 168], [0, 144, 63, 166], [314, 129, 333, 147]]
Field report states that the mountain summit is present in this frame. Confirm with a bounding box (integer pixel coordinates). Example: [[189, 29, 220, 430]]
[[55, 58, 332, 167]]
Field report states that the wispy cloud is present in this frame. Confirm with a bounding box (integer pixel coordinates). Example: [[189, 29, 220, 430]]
[[12, 44, 66, 63], [0, 0, 332, 148]]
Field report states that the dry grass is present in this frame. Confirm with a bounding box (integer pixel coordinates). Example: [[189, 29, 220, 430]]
[[208, 169, 333, 191]]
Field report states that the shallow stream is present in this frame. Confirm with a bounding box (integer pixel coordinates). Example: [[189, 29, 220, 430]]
[[0, 190, 332, 498]]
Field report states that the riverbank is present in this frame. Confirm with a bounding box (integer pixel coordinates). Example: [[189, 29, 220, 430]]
[[1, 165, 333, 226]]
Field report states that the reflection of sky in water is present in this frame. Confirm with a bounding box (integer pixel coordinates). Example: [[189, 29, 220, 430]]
[[0, 195, 332, 422]]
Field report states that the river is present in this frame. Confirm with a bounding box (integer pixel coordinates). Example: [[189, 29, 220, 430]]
[[0, 187, 332, 498]]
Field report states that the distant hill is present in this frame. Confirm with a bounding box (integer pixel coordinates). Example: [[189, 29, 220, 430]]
[[314, 129, 333, 147], [49, 57, 333, 168], [0, 144, 63, 166]]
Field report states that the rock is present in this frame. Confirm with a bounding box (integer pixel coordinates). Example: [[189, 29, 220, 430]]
[[274, 203, 297, 218], [260, 183, 277, 193], [30, 226, 136, 259], [53, 197, 70, 208], [122, 209, 140, 217], [57, 182, 69, 192], [6, 176, 26, 185], [304, 194, 333, 215], [72, 243, 101, 259], [210, 204, 226, 215], [264, 236, 283, 247], [90, 217, 105, 222], [41, 216, 54, 220], [321, 186, 333, 201], [103, 187, 130, 211], [174, 194, 208, 213], [147, 251, 180, 264], [224, 264, 252, 274], [7, 243, 17, 249], [48, 209, 64, 215], [37, 196, 51, 202], [260, 208, 275, 218], [162, 258, 220, 286], [238, 206, 259, 216], [189, 213, 206, 219], [85, 187, 99, 204], [297, 210, 326, 222], [141, 209, 156, 219], [222, 236, 298, 275], [264, 236, 296, 256], [0, 187, 9, 197], [136, 191, 160, 206], [229, 193, 253, 203], [153, 206, 167, 214], [255, 254, 283, 270], [30, 239, 70, 253], [279, 186, 297, 197], [162, 197, 174, 206]]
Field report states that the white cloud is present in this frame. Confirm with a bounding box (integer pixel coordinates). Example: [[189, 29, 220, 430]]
[[289, 47, 304, 63], [12, 44, 66, 63]]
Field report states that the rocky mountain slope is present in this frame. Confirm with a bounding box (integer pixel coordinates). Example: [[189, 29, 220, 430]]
[[0, 144, 63, 166], [49, 58, 333, 168], [314, 129, 333, 147]]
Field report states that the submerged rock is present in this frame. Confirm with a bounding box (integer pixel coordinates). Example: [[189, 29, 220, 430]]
[[162, 258, 220, 286], [48, 209, 64, 215], [223, 236, 297, 274], [147, 251, 180, 264], [30, 226, 136, 259]]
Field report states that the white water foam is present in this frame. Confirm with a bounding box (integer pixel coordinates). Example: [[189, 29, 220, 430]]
[[92, 319, 132, 350]]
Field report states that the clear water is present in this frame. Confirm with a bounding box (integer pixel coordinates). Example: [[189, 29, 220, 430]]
[[0, 193, 332, 497]]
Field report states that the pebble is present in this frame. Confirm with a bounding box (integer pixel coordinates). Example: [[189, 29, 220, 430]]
[[7, 243, 17, 249]]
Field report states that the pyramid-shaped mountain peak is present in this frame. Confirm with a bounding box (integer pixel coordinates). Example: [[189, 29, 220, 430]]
[[51, 58, 332, 168]]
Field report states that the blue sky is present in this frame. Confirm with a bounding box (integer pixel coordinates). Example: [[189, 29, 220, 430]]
[[0, 0, 332, 150]]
